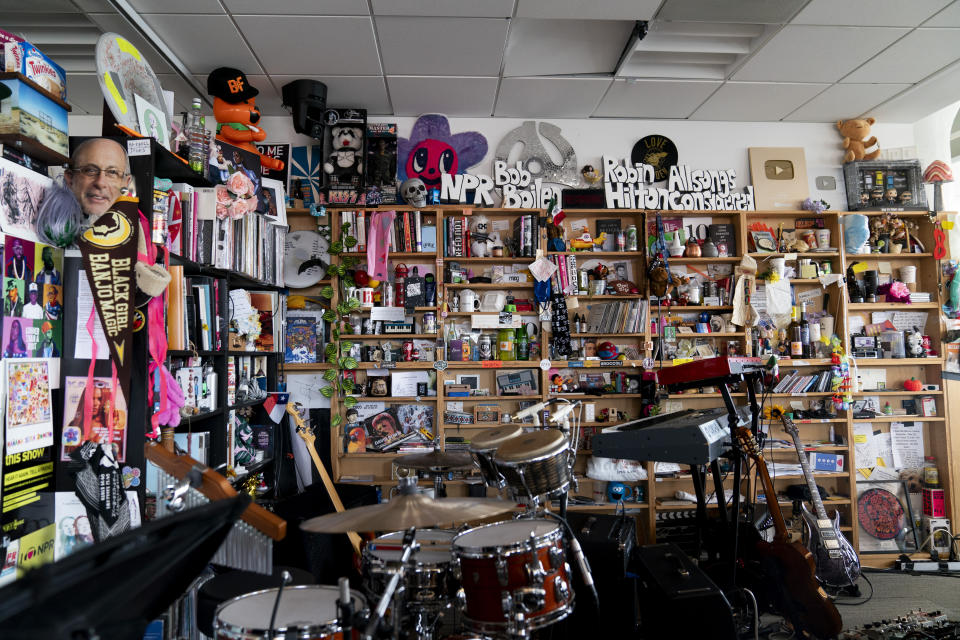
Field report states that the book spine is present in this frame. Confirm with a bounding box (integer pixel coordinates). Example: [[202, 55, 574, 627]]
[[415, 211, 422, 253]]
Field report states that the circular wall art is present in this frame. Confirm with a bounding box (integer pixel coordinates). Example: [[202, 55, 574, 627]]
[[857, 487, 905, 540], [95, 32, 170, 135], [283, 230, 330, 288], [631, 134, 678, 182]]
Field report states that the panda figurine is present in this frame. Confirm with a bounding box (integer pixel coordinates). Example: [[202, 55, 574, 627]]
[[324, 125, 364, 182], [469, 214, 501, 258]]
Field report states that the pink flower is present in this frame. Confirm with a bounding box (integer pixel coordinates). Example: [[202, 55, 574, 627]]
[[890, 281, 911, 300], [215, 184, 233, 205], [227, 171, 253, 197], [216, 203, 229, 219], [229, 199, 247, 219]]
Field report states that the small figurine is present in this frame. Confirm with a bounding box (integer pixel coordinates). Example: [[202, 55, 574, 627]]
[[871, 187, 884, 204], [907, 326, 924, 358], [777, 329, 788, 357], [885, 188, 898, 204], [569, 232, 595, 251], [882, 401, 893, 415], [469, 214, 501, 257], [899, 190, 913, 205], [324, 125, 364, 181], [859, 192, 870, 207]]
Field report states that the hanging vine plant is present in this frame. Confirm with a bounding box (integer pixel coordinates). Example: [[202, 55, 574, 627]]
[[317, 221, 360, 432]]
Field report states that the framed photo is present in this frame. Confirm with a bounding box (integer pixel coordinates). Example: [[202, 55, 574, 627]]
[[134, 94, 170, 150], [260, 177, 287, 225], [474, 403, 500, 424], [749, 230, 777, 253], [843, 160, 927, 211], [456, 374, 480, 390], [496, 370, 537, 396], [855, 480, 920, 553]]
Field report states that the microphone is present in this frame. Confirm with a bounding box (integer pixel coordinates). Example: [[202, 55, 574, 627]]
[[569, 535, 600, 608], [509, 398, 559, 424], [548, 401, 578, 425]]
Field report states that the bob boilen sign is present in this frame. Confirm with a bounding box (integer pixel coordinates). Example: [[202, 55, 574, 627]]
[[440, 161, 561, 209], [603, 156, 755, 211]]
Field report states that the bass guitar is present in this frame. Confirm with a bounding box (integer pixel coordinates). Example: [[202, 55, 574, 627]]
[[781, 414, 861, 589], [735, 426, 843, 639], [287, 402, 364, 559]]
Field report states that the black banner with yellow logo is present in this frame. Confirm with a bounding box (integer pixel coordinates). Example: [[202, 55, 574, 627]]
[[77, 195, 138, 403]]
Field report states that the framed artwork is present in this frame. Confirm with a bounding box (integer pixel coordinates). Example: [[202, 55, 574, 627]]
[[749, 230, 777, 253], [855, 479, 920, 553], [496, 370, 538, 396], [456, 374, 480, 390], [260, 177, 287, 225], [134, 94, 169, 150], [474, 404, 500, 424], [843, 160, 927, 211]]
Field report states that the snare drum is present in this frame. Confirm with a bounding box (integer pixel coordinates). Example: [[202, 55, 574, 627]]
[[362, 529, 458, 606], [453, 519, 573, 634], [214, 584, 365, 639], [469, 425, 523, 488], [493, 430, 572, 499]]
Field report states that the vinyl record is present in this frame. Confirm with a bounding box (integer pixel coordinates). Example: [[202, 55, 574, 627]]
[[631, 135, 678, 182], [283, 230, 330, 288], [95, 33, 171, 135], [857, 487, 904, 540]]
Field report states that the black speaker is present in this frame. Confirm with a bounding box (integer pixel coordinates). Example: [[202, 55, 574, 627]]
[[559, 513, 639, 636], [281, 79, 327, 140], [633, 543, 736, 640]]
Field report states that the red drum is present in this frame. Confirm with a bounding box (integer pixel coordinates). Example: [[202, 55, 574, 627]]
[[452, 519, 573, 635]]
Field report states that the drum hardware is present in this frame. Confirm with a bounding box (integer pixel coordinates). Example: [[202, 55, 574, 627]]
[[337, 577, 355, 640], [164, 466, 203, 511], [394, 448, 478, 498], [265, 570, 292, 640], [363, 528, 420, 640]]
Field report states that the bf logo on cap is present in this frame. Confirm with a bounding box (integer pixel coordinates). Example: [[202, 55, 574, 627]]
[[228, 76, 244, 94]]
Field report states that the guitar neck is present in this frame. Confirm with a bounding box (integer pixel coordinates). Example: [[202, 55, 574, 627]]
[[782, 417, 830, 521], [737, 427, 790, 543]]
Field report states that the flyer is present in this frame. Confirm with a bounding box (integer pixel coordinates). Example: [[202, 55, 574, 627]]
[[60, 376, 128, 462], [5, 359, 53, 454]]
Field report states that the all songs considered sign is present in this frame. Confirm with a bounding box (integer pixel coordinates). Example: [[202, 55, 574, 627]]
[[77, 195, 138, 402]]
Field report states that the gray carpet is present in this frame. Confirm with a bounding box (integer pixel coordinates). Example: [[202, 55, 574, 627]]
[[837, 571, 960, 630]]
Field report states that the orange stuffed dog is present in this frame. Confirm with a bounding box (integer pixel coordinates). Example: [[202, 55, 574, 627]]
[[207, 67, 284, 172]]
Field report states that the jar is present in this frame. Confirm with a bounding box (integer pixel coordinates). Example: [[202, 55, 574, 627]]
[[497, 327, 516, 361], [924, 456, 940, 487]]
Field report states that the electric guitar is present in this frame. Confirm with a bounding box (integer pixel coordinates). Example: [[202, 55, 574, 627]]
[[735, 426, 843, 639], [781, 415, 861, 588], [287, 402, 364, 559]]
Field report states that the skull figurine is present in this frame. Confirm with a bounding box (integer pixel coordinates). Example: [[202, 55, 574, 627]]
[[400, 178, 428, 207]]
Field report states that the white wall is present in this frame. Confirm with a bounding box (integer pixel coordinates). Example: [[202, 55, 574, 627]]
[[69, 113, 917, 210]]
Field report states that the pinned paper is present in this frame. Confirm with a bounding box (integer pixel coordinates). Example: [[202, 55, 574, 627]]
[[766, 278, 792, 315], [890, 422, 924, 470], [784, 253, 798, 261], [878, 261, 892, 274], [853, 423, 875, 466], [818, 274, 843, 288]]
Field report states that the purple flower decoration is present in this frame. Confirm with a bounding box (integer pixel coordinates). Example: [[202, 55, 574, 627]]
[[397, 114, 488, 187]]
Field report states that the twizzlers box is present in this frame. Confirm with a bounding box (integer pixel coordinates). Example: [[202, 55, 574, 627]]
[[1, 33, 66, 101]]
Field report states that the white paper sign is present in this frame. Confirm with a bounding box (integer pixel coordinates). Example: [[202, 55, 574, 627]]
[[797, 288, 823, 304], [371, 307, 406, 322], [766, 279, 792, 316], [852, 422, 875, 468], [74, 271, 109, 360], [890, 422, 924, 470], [874, 431, 894, 468]]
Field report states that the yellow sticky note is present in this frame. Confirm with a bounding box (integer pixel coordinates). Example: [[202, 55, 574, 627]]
[[854, 434, 868, 443], [672, 357, 693, 366], [852, 262, 868, 274], [944, 220, 954, 230], [858, 467, 873, 479], [876, 457, 886, 467]]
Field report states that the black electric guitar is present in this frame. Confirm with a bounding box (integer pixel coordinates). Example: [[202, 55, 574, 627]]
[[735, 426, 843, 640], [781, 415, 861, 589]]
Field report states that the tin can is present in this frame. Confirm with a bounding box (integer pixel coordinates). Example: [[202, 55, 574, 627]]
[[820, 261, 832, 275], [578, 269, 589, 294], [402, 341, 414, 361], [423, 312, 437, 334], [616, 231, 626, 252], [528, 339, 540, 360], [382, 285, 394, 307], [478, 334, 493, 360], [625, 225, 638, 251], [922, 335, 932, 354]]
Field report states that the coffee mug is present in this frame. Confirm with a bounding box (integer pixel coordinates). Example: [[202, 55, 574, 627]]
[[359, 287, 374, 308], [815, 228, 831, 249]]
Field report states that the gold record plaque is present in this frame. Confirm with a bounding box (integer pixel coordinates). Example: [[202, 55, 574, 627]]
[[631, 135, 678, 182]]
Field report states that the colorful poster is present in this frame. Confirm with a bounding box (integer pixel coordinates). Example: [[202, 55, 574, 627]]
[[60, 376, 128, 462], [1, 446, 54, 547], [255, 142, 290, 189], [2, 236, 63, 362], [5, 359, 52, 454]]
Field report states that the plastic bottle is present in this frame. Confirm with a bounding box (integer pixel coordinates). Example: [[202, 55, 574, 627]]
[[186, 98, 205, 173]]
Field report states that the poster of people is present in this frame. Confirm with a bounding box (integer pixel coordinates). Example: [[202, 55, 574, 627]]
[[5, 359, 53, 454], [2, 235, 63, 359], [60, 376, 128, 462]]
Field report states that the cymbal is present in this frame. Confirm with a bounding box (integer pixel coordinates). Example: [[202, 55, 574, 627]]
[[300, 493, 513, 533], [394, 449, 475, 471]]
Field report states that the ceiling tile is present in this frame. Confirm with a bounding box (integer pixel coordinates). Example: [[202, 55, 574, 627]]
[[141, 14, 261, 75], [224, 0, 369, 15], [844, 28, 960, 83], [783, 83, 910, 121], [494, 77, 612, 117], [515, 0, 659, 20], [132, 0, 224, 13], [235, 16, 381, 75], [0, 0, 77, 11], [792, 0, 951, 26], [66, 72, 109, 114], [657, 0, 808, 24], [387, 76, 498, 116], [376, 17, 509, 76], [593, 79, 721, 118], [504, 18, 634, 76], [732, 26, 909, 82], [924, 1, 960, 26], [371, 0, 513, 17], [84, 13, 175, 75], [270, 75, 392, 115], [164, 73, 211, 111], [868, 61, 960, 122], [690, 81, 829, 121], [71, 0, 115, 11]]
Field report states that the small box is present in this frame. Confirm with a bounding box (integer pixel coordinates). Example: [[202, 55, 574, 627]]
[[923, 487, 946, 517], [3, 40, 66, 100], [445, 384, 470, 397], [920, 396, 938, 417], [809, 452, 844, 472], [0, 78, 68, 157], [448, 339, 464, 361]]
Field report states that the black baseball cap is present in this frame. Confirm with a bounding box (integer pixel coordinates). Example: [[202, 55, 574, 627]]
[[206, 67, 259, 103]]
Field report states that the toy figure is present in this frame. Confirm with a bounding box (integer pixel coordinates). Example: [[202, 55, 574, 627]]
[[469, 214, 501, 257], [324, 125, 364, 180], [859, 192, 870, 207], [871, 187, 884, 205], [899, 190, 913, 205], [885, 188, 898, 204], [907, 327, 924, 358], [836, 117, 880, 163], [207, 67, 283, 171]]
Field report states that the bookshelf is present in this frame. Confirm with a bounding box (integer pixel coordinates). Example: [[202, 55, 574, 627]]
[[293, 205, 952, 560]]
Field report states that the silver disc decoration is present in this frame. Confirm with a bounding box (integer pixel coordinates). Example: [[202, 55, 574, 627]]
[[494, 121, 581, 187]]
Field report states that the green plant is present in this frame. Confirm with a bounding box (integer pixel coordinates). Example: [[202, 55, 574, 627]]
[[318, 221, 361, 431]]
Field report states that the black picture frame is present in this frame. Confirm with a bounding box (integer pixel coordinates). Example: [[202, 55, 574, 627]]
[[843, 160, 927, 211]]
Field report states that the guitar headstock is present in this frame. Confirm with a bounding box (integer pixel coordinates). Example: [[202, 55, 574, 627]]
[[734, 426, 761, 460], [780, 413, 800, 439], [286, 402, 315, 445]]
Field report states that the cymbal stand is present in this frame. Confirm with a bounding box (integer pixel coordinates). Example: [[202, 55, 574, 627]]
[[363, 527, 420, 640]]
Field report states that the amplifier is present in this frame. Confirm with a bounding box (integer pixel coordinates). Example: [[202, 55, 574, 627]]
[[633, 543, 737, 640]]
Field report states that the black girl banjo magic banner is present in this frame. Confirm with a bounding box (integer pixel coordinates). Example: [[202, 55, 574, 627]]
[[77, 195, 138, 402]]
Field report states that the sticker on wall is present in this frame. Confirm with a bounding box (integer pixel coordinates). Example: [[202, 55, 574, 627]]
[[494, 121, 580, 187], [397, 114, 487, 189], [631, 135, 678, 183]]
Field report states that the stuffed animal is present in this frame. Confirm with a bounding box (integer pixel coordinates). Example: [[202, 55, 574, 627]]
[[324, 125, 364, 180], [207, 67, 283, 171], [836, 117, 880, 163], [469, 214, 500, 257]]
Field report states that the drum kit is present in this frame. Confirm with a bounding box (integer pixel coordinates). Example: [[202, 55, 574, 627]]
[[214, 401, 593, 640]]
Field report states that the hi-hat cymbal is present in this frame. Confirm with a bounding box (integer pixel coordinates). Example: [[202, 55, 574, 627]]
[[394, 449, 475, 471], [300, 493, 513, 533]]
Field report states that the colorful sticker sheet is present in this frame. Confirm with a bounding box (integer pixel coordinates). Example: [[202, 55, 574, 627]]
[[4, 359, 53, 454]]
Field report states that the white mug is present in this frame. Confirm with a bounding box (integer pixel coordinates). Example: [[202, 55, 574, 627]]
[[359, 287, 374, 308], [459, 288, 479, 312], [816, 228, 831, 249]]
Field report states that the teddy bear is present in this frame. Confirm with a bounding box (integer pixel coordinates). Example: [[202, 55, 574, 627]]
[[469, 213, 500, 257], [324, 125, 364, 181], [836, 117, 880, 163], [207, 67, 284, 171]]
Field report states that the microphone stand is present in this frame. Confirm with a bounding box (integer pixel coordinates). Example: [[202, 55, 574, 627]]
[[364, 527, 419, 640]]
